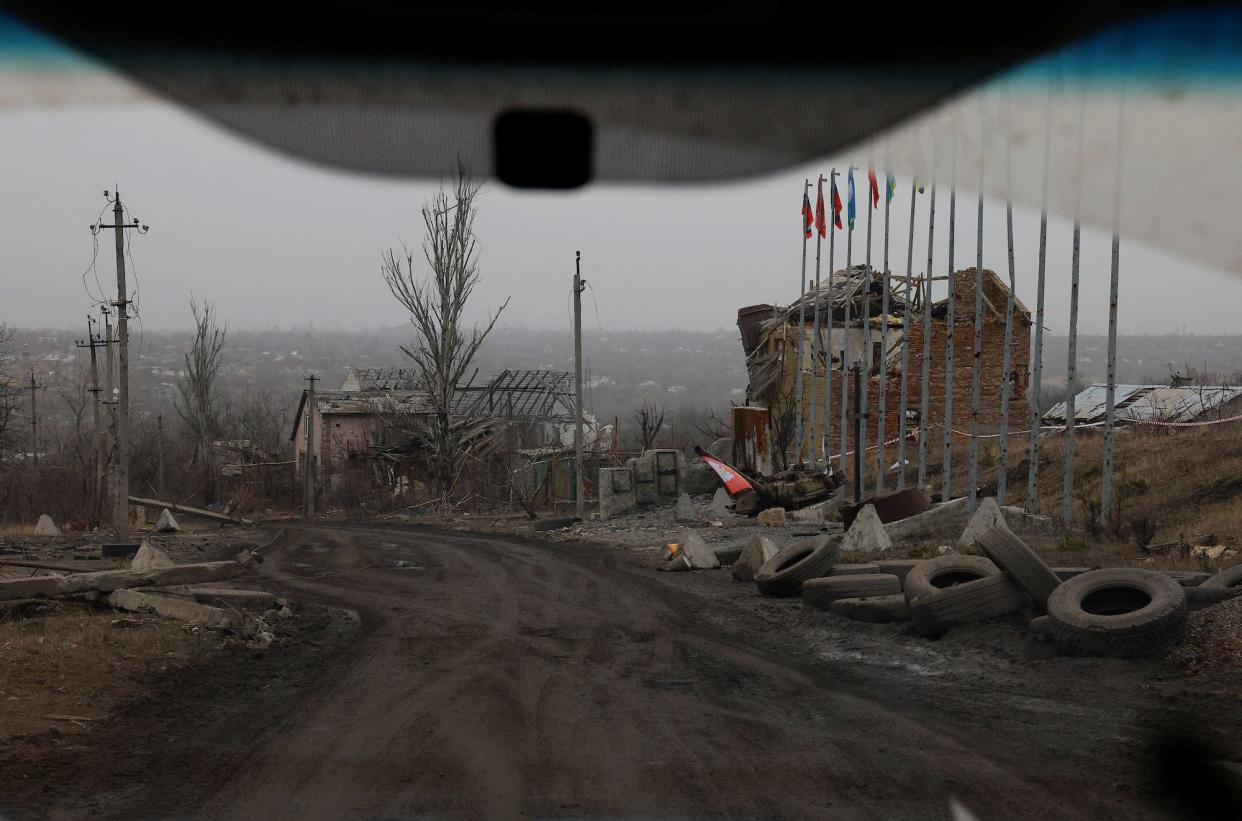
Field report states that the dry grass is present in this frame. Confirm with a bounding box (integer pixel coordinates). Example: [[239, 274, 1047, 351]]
[[0, 603, 210, 741], [906, 420, 1242, 565]]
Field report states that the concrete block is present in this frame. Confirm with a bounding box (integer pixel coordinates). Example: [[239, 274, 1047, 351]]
[[958, 497, 1008, 546], [599, 467, 638, 520], [884, 496, 971, 542], [756, 507, 787, 527], [732, 534, 779, 582], [155, 508, 180, 533], [34, 514, 60, 536], [130, 540, 177, 572], [674, 493, 700, 524], [105, 588, 233, 627], [840, 504, 893, 554], [709, 487, 732, 517], [674, 528, 720, 569], [186, 588, 279, 611]]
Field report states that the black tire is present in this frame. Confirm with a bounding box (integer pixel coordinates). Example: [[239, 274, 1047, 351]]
[[1185, 585, 1242, 611], [1053, 567, 1095, 581], [1201, 565, 1242, 590], [827, 562, 881, 576], [908, 575, 1031, 637], [1045, 568, 1187, 658], [903, 555, 1000, 602], [754, 534, 841, 597], [976, 526, 1061, 612], [802, 574, 901, 609], [1166, 570, 1213, 588], [828, 594, 911, 623], [876, 559, 922, 583]]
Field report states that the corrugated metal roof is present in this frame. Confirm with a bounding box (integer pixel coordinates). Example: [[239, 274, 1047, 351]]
[[340, 367, 421, 391], [1044, 384, 1242, 424]]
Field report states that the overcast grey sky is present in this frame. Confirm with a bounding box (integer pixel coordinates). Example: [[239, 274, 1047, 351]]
[[2, 59, 1241, 339]]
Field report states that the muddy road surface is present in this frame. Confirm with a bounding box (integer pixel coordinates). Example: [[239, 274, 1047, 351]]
[[13, 523, 1238, 819]]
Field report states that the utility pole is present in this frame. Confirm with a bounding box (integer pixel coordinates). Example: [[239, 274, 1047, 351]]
[[91, 191, 148, 539], [75, 321, 106, 521], [27, 369, 43, 466], [304, 374, 317, 519], [573, 252, 586, 521], [157, 414, 165, 499]]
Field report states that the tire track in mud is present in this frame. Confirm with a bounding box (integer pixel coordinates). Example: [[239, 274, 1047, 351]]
[[195, 522, 1185, 821]]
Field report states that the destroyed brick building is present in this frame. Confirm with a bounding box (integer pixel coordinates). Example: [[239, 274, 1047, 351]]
[[740, 265, 1032, 467]]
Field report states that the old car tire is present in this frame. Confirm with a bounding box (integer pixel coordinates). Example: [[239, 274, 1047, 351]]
[[754, 534, 841, 598], [903, 555, 1000, 602], [802, 574, 902, 609], [827, 562, 882, 576], [1201, 565, 1242, 591], [1045, 568, 1187, 658], [876, 559, 922, 583], [976, 526, 1061, 611], [908, 574, 1031, 637], [828, 594, 910, 623]]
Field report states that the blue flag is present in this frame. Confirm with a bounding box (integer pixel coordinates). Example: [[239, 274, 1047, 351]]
[[846, 168, 857, 230], [886, 173, 897, 204]]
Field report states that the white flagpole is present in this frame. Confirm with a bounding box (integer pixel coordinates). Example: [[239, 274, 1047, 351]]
[[969, 100, 986, 514], [998, 87, 1018, 507], [918, 141, 938, 490], [840, 170, 855, 472], [1061, 88, 1087, 528], [824, 169, 838, 470], [793, 179, 811, 466], [1100, 75, 1127, 523], [808, 174, 825, 470], [1026, 77, 1054, 514], [897, 173, 918, 489], [942, 118, 958, 503], [876, 165, 893, 494]]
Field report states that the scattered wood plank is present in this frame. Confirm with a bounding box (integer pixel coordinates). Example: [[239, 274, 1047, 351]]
[[126, 495, 255, 527], [0, 559, 124, 574], [0, 560, 245, 603]]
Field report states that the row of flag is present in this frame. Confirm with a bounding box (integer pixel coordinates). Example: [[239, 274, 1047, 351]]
[[800, 169, 904, 239]]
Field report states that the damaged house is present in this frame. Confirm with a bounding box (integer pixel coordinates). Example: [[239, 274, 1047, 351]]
[[290, 366, 605, 504], [739, 265, 1032, 467]]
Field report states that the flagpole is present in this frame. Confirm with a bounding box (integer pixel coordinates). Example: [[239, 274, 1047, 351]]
[[1099, 67, 1127, 525], [794, 178, 811, 467], [897, 172, 918, 489], [1027, 76, 1054, 514], [860, 158, 875, 494], [824, 169, 838, 470], [969, 99, 986, 514], [808, 174, 825, 470], [997, 86, 1018, 507], [1062, 86, 1087, 528], [839, 168, 855, 476], [876, 165, 892, 494], [943, 117, 958, 503], [918, 162, 938, 491]]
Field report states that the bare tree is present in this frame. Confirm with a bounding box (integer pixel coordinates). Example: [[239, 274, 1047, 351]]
[[174, 298, 228, 497], [380, 164, 508, 493], [633, 400, 667, 452]]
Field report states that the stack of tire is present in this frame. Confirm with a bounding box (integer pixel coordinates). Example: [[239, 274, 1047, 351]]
[[969, 526, 1190, 657], [753, 521, 1233, 658]]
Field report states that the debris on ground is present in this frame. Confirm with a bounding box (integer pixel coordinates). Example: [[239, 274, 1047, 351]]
[[755, 507, 786, 527]]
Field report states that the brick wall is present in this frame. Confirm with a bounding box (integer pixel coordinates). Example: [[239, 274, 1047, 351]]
[[763, 270, 1032, 466]]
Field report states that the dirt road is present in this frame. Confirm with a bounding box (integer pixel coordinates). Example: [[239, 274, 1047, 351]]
[[10, 522, 1238, 819]]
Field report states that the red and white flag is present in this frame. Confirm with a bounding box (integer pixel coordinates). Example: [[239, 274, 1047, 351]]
[[694, 447, 755, 497]]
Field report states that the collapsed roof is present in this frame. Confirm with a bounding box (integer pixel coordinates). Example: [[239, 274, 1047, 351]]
[[1044, 384, 1242, 425]]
